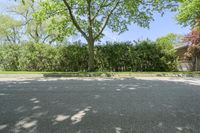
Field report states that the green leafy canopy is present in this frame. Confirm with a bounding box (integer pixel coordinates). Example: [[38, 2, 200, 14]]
[[34, 0, 178, 41], [176, 0, 200, 27]]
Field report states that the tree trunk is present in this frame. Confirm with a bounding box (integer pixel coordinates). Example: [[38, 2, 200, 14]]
[[192, 55, 197, 71], [196, 56, 198, 71], [87, 39, 95, 71]]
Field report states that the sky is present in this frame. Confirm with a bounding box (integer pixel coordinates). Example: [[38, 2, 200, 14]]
[[0, 0, 190, 42]]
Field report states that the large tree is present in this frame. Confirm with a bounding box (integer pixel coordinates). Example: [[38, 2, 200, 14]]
[[34, 0, 178, 71]]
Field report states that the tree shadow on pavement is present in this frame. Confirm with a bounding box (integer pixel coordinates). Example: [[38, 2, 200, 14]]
[[0, 78, 200, 133]]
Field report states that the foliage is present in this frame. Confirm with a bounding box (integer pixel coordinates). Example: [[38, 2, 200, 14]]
[[35, 0, 178, 39], [18, 42, 57, 71], [134, 41, 178, 71], [10, 0, 66, 44], [156, 33, 184, 46], [0, 40, 178, 72], [34, 0, 179, 71], [176, 0, 200, 71], [185, 44, 200, 58], [176, 0, 200, 27], [95, 42, 133, 71], [55, 42, 88, 72], [0, 44, 20, 70], [0, 14, 22, 44], [184, 26, 200, 59], [184, 26, 200, 45], [183, 25, 200, 71], [1, 0, 70, 45]]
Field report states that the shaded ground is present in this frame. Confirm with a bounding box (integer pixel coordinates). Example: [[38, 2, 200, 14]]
[[0, 78, 200, 133]]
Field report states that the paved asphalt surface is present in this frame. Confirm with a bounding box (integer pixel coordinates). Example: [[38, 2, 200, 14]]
[[0, 78, 200, 133]]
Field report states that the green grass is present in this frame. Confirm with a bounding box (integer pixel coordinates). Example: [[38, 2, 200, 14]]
[[0, 71, 107, 74], [0, 71, 200, 74], [0, 71, 52, 74]]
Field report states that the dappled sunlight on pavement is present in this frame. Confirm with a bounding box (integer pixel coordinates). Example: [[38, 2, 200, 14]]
[[1, 78, 200, 132], [71, 106, 92, 125], [135, 77, 200, 86]]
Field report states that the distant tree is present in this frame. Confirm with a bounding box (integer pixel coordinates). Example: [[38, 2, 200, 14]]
[[11, 0, 44, 43], [0, 14, 22, 44], [156, 33, 184, 46], [10, 0, 68, 44]]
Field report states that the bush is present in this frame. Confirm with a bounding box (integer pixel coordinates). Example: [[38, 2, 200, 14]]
[[18, 42, 57, 71], [0, 40, 178, 72], [56, 42, 88, 72], [134, 41, 178, 71], [95, 42, 133, 71], [0, 44, 20, 71]]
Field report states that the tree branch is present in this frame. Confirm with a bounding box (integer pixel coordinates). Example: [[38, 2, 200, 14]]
[[87, 0, 92, 24], [94, 0, 121, 40], [28, 32, 35, 41], [91, 0, 107, 22], [6, 35, 12, 43], [86, 0, 94, 41], [42, 35, 51, 43], [62, 0, 88, 40]]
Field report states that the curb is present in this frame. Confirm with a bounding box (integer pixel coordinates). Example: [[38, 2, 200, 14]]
[[1, 73, 200, 78], [44, 73, 200, 78], [0, 74, 43, 78]]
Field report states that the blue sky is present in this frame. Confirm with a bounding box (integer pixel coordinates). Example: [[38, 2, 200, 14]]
[[0, 0, 190, 42], [103, 11, 190, 42]]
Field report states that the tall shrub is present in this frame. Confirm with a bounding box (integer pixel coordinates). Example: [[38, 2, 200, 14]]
[[56, 43, 88, 71], [95, 42, 133, 71], [134, 41, 178, 71], [0, 44, 20, 71], [18, 42, 57, 71]]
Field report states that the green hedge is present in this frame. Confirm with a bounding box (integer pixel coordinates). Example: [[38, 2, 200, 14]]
[[0, 41, 178, 72]]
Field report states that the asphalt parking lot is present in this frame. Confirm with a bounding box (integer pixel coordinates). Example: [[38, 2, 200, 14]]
[[0, 77, 200, 133]]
